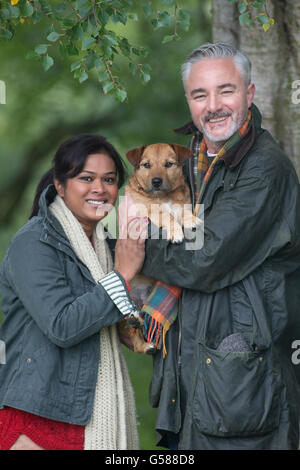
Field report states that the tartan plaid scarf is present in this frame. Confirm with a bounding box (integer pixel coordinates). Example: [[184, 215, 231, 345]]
[[141, 110, 252, 356]]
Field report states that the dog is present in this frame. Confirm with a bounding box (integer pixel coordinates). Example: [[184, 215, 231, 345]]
[[118, 143, 202, 354]]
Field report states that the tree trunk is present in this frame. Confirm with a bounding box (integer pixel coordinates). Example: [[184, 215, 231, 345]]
[[212, 0, 300, 176]]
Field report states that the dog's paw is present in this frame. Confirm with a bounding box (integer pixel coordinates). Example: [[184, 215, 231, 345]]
[[146, 343, 157, 355], [127, 314, 142, 329], [182, 213, 203, 230], [169, 229, 184, 244]]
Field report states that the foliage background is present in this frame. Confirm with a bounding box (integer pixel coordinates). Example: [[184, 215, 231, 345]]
[[0, 0, 211, 449]]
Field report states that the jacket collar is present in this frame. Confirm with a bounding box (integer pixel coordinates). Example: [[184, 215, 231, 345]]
[[174, 103, 262, 170]]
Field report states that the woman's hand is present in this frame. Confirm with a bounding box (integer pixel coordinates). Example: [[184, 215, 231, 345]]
[[114, 217, 148, 283]]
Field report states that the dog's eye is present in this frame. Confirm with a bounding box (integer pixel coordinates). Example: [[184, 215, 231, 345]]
[[142, 162, 151, 169], [165, 162, 174, 168]]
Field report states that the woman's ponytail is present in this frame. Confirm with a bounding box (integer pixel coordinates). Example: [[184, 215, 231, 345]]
[[29, 168, 55, 219]]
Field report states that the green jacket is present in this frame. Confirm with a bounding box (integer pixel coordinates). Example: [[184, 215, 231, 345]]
[[142, 105, 300, 449], [0, 185, 124, 424]]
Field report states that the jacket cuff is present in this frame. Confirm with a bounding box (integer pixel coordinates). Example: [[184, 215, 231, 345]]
[[98, 271, 137, 318]]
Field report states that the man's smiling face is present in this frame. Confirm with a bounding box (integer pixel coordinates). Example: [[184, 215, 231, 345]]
[[185, 57, 255, 153]]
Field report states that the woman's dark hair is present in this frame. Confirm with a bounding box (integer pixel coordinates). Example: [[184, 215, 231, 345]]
[[29, 134, 126, 218]]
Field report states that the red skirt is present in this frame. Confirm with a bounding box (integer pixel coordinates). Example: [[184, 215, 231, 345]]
[[0, 407, 84, 450]]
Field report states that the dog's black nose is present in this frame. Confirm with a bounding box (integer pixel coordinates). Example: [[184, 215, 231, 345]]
[[152, 177, 163, 188]]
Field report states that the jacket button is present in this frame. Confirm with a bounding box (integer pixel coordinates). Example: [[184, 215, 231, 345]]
[[206, 358, 211, 364]]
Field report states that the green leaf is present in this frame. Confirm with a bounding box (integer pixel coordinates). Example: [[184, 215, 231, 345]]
[[239, 11, 252, 26], [20, 1, 34, 17], [82, 36, 96, 50], [111, 0, 122, 7], [177, 9, 191, 31], [128, 13, 138, 21], [47, 31, 60, 42], [162, 35, 174, 44], [102, 80, 115, 94], [70, 60, 82, 72], [32, 11, 42, 24], [154, 11, 171, 29], [1, 8, 11, 20], [97, 9, 110, 26], [94, 56, 104, 70], [132, 47, 141, 56], [105, 34, 118, 46], [111, 12, 127, 25], [141, 73, 151, 84], [252, 0, 266, 8], [41, 55, 54, 71], [75, 0, 89, 7], [161, 0, 176, 6], [79, 70, 88, 83], [238, 1, 247, 14], [143, 3, 154, 17], [39, 0, 52, 15], [141, 64, 152, 74], [55, 3, 67, 14], [66, 44, 79, 56], [257, 13, 270, 25], [35, 44, 48, 55], [114, 89, 127, 102], [26, 50, 40, 60], [98, 70, 110, 82], [8, 5, 20, 18], [0, 29, 13, 41], [71, 25, 84, 41], [128, 62, 138, 75], [139, 46, 150, 57]]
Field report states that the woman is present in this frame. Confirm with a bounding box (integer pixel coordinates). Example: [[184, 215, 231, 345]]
[[0, 134, 146, 450]]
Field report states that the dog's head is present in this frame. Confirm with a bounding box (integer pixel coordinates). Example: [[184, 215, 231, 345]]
[[126, 143, 193, 194]]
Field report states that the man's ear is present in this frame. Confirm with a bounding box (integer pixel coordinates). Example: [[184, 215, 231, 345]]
[[169, 143, 193, 165], [54, 178, 65, 198], [125, 145, 147, 168]]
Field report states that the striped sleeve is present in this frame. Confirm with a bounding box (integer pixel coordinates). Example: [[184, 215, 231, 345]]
[[98, 270, 137, 318]]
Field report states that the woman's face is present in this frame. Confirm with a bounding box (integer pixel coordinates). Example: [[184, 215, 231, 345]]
[[55, 152, 118, 237]]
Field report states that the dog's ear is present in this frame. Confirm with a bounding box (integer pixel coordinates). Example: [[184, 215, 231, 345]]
[[169, 144, 193, 165], [126, 145, 147, 168]]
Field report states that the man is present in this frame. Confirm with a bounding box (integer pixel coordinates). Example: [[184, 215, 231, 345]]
[[141, 43, 300, 450]]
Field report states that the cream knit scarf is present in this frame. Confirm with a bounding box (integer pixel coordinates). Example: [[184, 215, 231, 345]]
[[49, 195, 139, 450]]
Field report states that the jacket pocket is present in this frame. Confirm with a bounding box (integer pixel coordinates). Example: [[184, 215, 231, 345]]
[[24, 342, 76, 404], [192, 341, 282, 437]]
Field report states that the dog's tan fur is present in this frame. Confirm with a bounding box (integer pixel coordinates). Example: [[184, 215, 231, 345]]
[[119, 143, 201, 354], [126, 143, 200, 243]]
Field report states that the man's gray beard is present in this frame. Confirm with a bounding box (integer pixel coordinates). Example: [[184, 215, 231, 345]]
[[201, 119, 239, 144], [200, 107, 249, 145]]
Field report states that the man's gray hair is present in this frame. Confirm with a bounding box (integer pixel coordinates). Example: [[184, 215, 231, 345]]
[[181, 43, 252, 88]]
